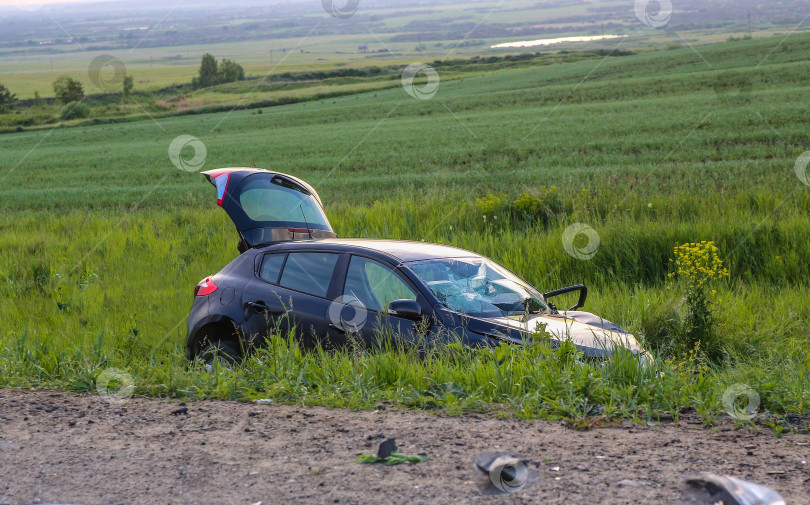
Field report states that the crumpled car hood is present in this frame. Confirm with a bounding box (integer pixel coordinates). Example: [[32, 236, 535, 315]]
[[485, 310, 646, 358]]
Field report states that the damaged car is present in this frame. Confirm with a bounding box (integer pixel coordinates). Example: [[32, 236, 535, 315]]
[[186, 168, 647, 364]]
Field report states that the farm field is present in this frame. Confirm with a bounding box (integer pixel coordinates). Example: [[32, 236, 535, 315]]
[[0, 26, 781, 100], [3, 0, 808, 100], [0, 51, 630, 130], [1, 31, 809, 430]]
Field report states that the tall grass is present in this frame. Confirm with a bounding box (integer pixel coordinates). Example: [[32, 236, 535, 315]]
[[2, 330, 807, 425]]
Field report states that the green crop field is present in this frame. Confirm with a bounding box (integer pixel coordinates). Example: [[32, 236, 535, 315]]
[[1, 33, 809, 428]]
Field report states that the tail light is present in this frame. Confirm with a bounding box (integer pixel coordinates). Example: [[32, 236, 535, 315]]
[[194, 277, 218, 296], [207, 171, 231, 206]]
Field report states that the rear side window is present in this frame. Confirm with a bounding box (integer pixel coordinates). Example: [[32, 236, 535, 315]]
[[259, 253, 286, 284], [278, 252, 338, 298]]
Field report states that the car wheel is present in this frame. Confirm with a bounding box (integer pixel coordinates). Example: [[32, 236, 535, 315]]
[[200, 340, 241, 369]]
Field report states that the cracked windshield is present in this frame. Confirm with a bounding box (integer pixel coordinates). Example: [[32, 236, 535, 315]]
[[409, 258, 547, 319]]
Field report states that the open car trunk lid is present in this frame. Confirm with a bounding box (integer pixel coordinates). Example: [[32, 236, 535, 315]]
[[203, 168, 337, 251]]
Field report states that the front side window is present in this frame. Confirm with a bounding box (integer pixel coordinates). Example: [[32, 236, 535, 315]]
[[408, 257, 546, 318], [343, 256, 417, 312], [278, 252, 338, 298]]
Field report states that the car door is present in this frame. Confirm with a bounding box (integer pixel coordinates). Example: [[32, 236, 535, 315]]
[[332, 255, 431, 346], [241, 251, 344, 348], [241, 252, 291, 345]]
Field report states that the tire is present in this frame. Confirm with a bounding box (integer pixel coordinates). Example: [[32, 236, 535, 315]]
[[200, 340, 242, 367]]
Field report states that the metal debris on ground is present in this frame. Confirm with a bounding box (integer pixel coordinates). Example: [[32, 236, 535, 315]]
[[357, 438, 428, 465], [377, 438, 397, 458], [475, 451, 540, 495], [676, 473, 786, 505]]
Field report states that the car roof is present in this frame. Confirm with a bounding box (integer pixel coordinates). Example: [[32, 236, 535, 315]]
[[259, 238, 481, 263]]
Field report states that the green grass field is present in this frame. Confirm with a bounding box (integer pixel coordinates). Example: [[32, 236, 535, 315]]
[[1, 33, 809, 428]]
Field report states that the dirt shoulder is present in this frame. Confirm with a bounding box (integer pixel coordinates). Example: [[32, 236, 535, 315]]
[[0, 388, 808, 505]]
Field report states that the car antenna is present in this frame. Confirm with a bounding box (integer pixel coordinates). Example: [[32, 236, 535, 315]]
[[299, 203, 313, 240]]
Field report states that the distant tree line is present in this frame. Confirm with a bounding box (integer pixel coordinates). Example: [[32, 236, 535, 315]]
[[0, 83, 17, 111], [50, 76, 86, 120], [192, 54, 245, 89], [275, 67, 386, 82], [53, 76, 85, 104], [0, 53, 244, 123]]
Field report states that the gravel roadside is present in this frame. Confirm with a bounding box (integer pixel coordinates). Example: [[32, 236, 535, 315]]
[[1, 389, 808, 505]]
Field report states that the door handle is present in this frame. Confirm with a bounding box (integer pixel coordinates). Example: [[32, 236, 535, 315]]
[[246, 301, 272, 312], [328, 323, 346, 334]]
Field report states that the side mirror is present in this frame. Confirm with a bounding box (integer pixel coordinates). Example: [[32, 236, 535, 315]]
[[388, 299, 423, 320], [543, 284, 588, 311]]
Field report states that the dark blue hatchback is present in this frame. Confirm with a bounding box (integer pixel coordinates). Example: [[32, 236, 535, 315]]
[[186, 168, 648, 364]]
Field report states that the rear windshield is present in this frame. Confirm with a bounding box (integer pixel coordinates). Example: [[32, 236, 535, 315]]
[[238, 176, 329, 228]]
